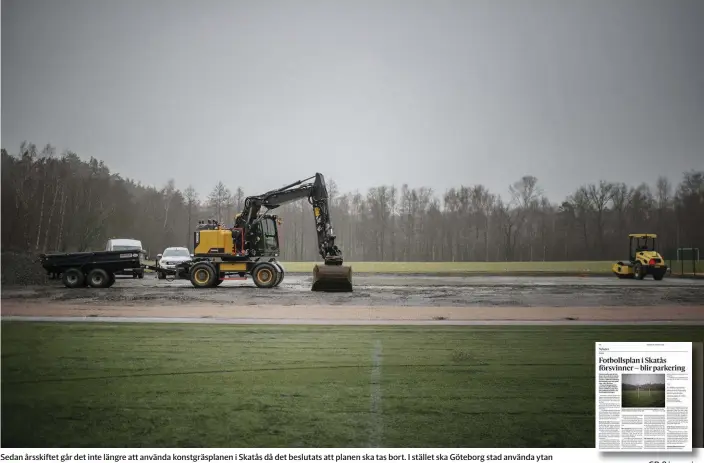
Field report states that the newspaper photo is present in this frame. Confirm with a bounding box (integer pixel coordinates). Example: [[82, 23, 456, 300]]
[[595, 341, 693, 452]]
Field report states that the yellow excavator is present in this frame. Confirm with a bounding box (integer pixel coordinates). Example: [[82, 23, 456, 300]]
[[159, 173, 352, 292], [612, 234, 668, 280]]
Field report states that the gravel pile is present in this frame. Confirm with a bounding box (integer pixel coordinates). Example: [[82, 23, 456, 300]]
[[1, 251, 49, 286]]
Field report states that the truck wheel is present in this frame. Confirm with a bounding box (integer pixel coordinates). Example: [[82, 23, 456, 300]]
[[87, 268, 111, 288], [653, 269, 665, 281], [62, 268, 85, 288], [190, 262, 217, 288], [106, 273, 116, 288], [252, 262, 277, 288], [138, 272, 144, 279]]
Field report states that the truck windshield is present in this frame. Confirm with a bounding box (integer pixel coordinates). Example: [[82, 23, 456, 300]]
[[113, 246, 141, 251], [163, 249, 190, 257]]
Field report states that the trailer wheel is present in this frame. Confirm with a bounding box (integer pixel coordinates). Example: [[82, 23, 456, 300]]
[[252, 262, 277, 289], [190, 262, 217, 288], [62, 268, 85, 288], [87, 268, 111, 288]]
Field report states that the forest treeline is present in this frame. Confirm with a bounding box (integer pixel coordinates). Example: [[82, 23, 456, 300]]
[[2, 142, 703, 262]]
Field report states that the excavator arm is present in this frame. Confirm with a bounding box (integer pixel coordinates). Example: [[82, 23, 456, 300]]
[[234, 173, 352, 291]]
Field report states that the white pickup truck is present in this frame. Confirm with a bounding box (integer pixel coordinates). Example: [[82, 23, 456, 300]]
[[105, 238, 146, 278]]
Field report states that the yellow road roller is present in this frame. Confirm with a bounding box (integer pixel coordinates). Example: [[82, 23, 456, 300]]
[[612, 234, 668, 280]]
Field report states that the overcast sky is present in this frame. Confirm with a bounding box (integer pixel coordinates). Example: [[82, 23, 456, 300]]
[[3, 0, 703, 202], [622, 373, 665, 387]]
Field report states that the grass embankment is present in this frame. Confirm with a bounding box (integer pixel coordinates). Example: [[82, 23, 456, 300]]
[[280, 260, 702, 276], [281, 261, 617, 274], [3, 322, 703, 447]]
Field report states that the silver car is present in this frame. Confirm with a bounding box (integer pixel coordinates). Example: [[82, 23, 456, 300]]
[[156, 247, 193, 279]]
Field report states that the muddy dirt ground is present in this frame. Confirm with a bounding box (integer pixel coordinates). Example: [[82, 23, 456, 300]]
[[2, 273, 703, 308]]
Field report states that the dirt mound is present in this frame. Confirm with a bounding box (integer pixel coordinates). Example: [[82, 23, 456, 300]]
[[1, 251, 49, 286]]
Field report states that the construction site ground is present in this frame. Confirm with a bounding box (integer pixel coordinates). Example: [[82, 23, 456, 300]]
[[2, 273, 704, 324]]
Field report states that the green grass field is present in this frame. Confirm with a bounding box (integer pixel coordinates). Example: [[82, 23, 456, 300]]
[[621, 390, 666, 408], [2, 322, 703, 448]]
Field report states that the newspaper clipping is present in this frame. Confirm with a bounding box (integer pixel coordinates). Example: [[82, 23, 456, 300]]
[[595, 341, 693, 452]]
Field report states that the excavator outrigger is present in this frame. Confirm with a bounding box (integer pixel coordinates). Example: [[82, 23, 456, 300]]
[[171, 173, 352, 292]]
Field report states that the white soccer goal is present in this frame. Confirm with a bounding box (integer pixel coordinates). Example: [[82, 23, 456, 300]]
[[636, 385, 651, 399], [676, 248, 700, 261]]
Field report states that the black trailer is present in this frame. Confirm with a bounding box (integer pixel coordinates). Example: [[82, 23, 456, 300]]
[[39, 250, 147, 288]]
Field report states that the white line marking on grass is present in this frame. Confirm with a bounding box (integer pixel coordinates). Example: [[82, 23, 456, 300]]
[[369, 339, 383, 447]]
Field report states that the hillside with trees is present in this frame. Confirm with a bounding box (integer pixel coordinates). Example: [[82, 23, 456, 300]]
[[2, 142, 703, 267]]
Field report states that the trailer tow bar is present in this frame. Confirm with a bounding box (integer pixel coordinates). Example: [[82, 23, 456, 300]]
[[142, 264, 178, 281]]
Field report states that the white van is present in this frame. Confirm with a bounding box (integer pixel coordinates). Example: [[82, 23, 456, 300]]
[[105, 238, 145, 278]]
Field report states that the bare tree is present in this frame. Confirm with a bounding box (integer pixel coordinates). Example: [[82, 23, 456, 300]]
[[610, 182, 633, 253], [184, 185, 199, 249], [2, 141, 703, 267], [161, 179, 177, 230], [586, 180, 615, 254], [233, 187, 245, 211], [207, 181, 230, 223]]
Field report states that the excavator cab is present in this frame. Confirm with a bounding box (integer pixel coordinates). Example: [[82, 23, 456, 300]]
[[250, 215, 281, 257]]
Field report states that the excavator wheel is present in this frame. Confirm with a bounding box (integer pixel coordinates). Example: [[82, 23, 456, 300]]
[[273, 267, 285, 287], [311, 264, 353, 292], [190, 262, 217, 288], [252, 262, 278, 289]]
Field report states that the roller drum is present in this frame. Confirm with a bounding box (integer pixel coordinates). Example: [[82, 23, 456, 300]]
[[311, 264, 353, 292]]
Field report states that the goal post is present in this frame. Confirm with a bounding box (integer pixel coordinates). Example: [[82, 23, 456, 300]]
[[676, 248, 700, 261]]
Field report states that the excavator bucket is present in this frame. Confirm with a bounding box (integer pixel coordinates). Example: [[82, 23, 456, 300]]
[[311, 264, 353, 292]]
